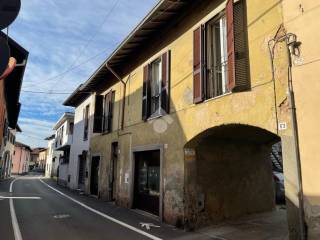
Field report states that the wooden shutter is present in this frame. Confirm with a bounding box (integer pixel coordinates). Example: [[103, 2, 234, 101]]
[[142, 65, 150, 120], [226, 0, 236, 91], [93, 95, 103, 133], [193, 26, 204, 103], [233, 0, 249, 91], [161, 50, 170, 113], [103, 91, 114, 133], [227, 0, 249, 92]]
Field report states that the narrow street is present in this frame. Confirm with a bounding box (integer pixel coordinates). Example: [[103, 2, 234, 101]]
[[0, 174, 212, 240]]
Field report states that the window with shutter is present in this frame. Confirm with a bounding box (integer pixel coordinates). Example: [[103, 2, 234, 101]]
[[142, 50, 171, 120], [161, 51, 170, 114], [233, 0, 250, 91], [93, 95, 103, 133], [103, 91, 114, 133], [142, 65, 150, 121], [193, 0, 249, 101], [83, 105, 90, 141]]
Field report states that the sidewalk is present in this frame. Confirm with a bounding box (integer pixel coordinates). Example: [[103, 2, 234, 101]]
[[42, 178, 214, 240]]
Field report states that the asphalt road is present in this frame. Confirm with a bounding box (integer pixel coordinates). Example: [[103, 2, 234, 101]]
[[0, 175, 212, 240]]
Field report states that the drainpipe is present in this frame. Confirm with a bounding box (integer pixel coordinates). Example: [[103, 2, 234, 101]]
[[268, 32, 306, 239], [285, 35, 306, 239], [106, 63, 126, 131]]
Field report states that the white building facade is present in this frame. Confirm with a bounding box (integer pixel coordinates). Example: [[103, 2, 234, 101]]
[[67, 94, 95, 190], [53, 112, 74, 187]]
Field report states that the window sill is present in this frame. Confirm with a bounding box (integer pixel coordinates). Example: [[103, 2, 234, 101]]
[[147, 113, 165, 122], [203, 92, 232, 104]]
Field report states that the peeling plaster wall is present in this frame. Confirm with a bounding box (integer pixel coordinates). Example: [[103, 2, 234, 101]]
[[192, 140, 274, 227], [281, 0, 320, 238], [89, 0, 293, 229]]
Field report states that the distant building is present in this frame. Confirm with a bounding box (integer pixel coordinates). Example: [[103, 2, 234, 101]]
[[12, 142, 31, 175], [0, 126, 21, 178], [0, 33, 28, 179], [53, 112, 74, 186], [30, 147, 46, 171], [38, 148, 47, 171], [64, 88, 95, 190], [45, 134, 59, 178]]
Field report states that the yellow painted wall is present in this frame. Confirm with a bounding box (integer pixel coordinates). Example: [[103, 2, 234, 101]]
[[282, 0, 320, 238], [90, 0, 290, 226]]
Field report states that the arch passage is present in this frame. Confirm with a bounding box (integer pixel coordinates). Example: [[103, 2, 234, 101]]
[[184, 124, 282, 228]]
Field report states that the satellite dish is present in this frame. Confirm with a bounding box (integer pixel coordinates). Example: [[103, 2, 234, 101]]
[[0, 0, 21, 30], [0, 36, 9, 77]]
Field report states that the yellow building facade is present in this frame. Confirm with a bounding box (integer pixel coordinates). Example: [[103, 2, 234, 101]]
[[64, 0, 318, 239]]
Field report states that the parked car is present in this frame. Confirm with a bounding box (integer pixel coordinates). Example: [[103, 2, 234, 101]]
[[273, 171, 285, 204]]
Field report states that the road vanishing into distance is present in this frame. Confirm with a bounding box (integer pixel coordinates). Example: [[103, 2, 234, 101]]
[[0, 174, 212, 240]]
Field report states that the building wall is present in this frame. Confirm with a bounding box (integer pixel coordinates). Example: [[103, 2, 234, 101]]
[[12, 146, 30, 174], [89, 0, 291, 228], [38, 150, 47, 170], [45, 139, 56, 177], [281, 1, 320, 238], [69, 95, 94, 189], [1, 129, 17, 178]]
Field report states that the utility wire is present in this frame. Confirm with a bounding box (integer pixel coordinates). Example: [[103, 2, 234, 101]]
[[47, 0, 121, 91], [23, 0, 121, 91]]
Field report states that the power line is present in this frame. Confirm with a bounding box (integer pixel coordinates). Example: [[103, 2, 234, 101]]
[[23, 0, 121, 91], [47, 0, 121, 91], [21, 90, 72, 95]]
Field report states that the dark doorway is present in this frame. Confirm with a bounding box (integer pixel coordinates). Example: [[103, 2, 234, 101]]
[[78, 154, 86, 187], [133, 150, 160, 216], [90, 156, 100, 196], [110, 142, 118, 201]]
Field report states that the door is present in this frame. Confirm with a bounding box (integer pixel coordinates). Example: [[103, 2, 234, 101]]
[[134, 150, 160, 216], [110, 142, 118, 201], [78, 154, 86, 187], [90, 156, 100, 196]]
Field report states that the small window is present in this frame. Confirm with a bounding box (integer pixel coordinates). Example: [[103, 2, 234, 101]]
[[69, 122, 74, 135], [150, 59, 162, 117], [103, 91, 114, 133], [83, 105, 90, 140]]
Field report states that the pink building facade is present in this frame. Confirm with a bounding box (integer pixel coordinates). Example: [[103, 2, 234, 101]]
[[12, 142, 31, 175]]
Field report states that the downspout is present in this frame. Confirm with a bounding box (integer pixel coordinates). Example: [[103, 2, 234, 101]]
[[268, 32, 306, 239], [106, 63, 126, 132], [285, 35, 306, 239]]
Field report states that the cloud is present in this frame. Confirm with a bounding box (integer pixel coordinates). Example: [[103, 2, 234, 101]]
[[8, 0, 158, 146]]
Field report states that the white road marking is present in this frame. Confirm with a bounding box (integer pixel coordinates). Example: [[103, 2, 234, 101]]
[[53, 214, 71, 219], [39, 179, 162, 240], [9, 178, 23, 240], [140, 223, 161, 230], [0, 196, 41, 199]]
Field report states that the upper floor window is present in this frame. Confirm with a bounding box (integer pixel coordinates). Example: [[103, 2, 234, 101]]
[[60, 126, 64, 145], [83, 105, 90, 140], [193, 0, 249, 103], [69, 122, 74, 135], [142, 51, 170, 121], [205, 15, 228, 99], [150, 59, 162, 117], [93, 92, 114, 134]]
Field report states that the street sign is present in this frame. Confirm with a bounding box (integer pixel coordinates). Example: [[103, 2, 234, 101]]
[[0, 36, 10, 77], [0, 0, 21, 30]]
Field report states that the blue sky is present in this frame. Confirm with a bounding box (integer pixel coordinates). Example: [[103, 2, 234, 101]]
[[9, 0, 158, 147]]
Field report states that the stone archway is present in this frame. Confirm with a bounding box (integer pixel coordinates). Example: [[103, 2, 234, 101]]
[[183, 124, 282, 229]]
